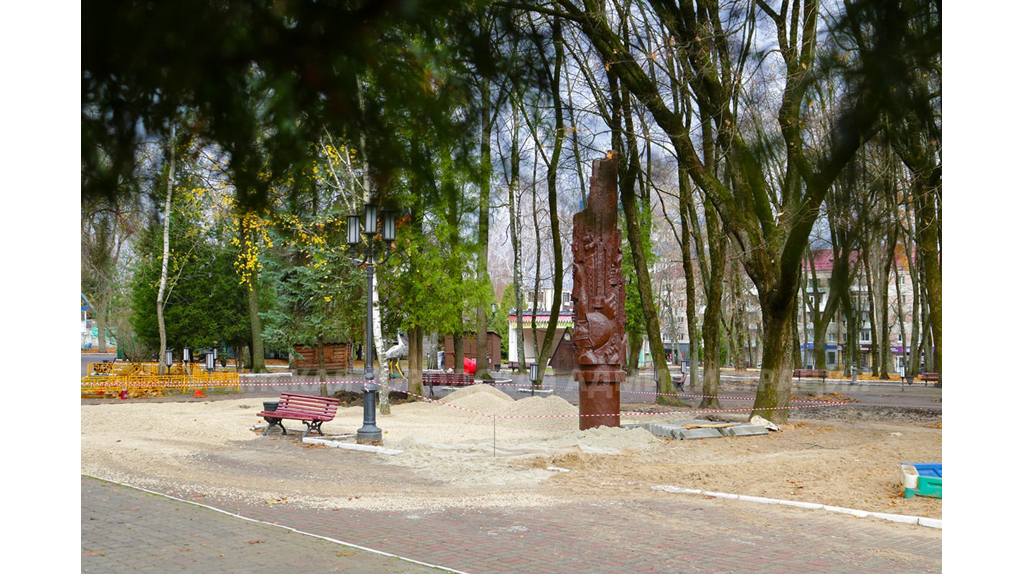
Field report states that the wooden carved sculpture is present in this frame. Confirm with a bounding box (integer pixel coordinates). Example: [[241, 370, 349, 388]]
[[572, 152, 625, 430]]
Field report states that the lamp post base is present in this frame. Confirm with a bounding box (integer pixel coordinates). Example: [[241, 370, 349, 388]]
[[356, 432, 383, 445], [357, 382, 383, 444]]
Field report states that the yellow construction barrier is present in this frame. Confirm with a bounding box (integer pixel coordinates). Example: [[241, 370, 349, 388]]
[[87, 362, 198, 377], [81, 370, 240, 399]]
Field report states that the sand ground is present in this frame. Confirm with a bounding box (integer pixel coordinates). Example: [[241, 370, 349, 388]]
[[81, 385, 941, 519]]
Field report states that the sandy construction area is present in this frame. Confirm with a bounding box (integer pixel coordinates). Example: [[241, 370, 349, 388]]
[[81, 385, 942, 518]]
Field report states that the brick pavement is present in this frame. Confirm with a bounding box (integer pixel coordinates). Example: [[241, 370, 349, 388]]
[[121, 478, 941, 573], [82, 476, 454, 573]]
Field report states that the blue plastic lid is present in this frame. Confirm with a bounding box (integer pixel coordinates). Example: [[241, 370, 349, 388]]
[[903, 462, 942, 478]]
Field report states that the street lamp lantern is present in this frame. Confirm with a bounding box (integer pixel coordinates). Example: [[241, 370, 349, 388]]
[[183, 346, 191, 363], [347, 214, 362, 246], [491, 302, 497, 315], [529, 362, 538, 383], [165, 348, 174, 368], [363, 203, 378, 237], [382, 211, 397, 242], [206, 351, 215, 372]]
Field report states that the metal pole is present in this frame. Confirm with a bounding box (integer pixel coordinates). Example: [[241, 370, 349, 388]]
[[357, 235, 383, 444]]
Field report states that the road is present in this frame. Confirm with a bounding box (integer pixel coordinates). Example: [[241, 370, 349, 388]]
[[82, 353, 117, 376]]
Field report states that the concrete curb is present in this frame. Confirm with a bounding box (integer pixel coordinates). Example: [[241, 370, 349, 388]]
[[652, 485, 941, 529], [82, 474, 470, 573], [303, 436, 403, 455]]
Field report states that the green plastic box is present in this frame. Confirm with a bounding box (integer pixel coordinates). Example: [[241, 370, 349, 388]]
[[901, 463, 942, 499]]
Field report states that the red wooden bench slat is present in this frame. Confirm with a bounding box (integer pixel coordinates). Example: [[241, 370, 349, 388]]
[[258, 393, 341, 421], [260, 407, 337, 417]]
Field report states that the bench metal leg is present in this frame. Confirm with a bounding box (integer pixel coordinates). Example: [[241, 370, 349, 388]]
[[263, 418, 285, 436], [301, 420, 324, 439]]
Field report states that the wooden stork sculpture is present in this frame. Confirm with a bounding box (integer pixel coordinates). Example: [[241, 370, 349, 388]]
[[384, 332, 408, 379]]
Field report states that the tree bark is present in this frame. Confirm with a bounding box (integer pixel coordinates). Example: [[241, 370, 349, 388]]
[[475, 77, 493, 381], [246, 276, 266, 373], [156, 125, 176, 375], [317, 336, 327, 396], [699, 208, 725, 410], [533, 17, 566, 387], [751, 297, 796, 423], [408, 326, 424, 397]]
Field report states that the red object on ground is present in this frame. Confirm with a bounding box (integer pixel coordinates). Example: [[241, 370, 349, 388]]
[[194, 389, 208, 398], [464, 357, 477, 375], [119, 389, 127, 400]]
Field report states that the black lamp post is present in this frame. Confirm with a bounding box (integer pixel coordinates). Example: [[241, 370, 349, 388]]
[[348, 203, 397, 445], [529, 362, 538, 396]]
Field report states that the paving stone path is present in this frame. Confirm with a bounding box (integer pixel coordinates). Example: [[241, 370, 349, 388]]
[[83, 475, 940, 573], [82, 477, 449, 573]]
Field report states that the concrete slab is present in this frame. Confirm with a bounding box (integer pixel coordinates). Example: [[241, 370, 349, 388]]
[[720, 424, 770, 437], [628, 420, 770, 440], [679, 427, 727, 439]]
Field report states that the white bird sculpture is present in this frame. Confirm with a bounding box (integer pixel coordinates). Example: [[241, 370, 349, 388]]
[[384, 332, 408, 379]]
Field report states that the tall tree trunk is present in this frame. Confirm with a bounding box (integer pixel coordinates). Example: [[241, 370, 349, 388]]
[[96, 297, 109, 353], [616, 89, 674, 404], [678, 175, 701, 392], [409, 326, 424, 397], [533, 18, 566, 387], [246, 278, 266, 373], [731, 256, 747, 371], [751, 297, 796, 423], [317, 335, 327, 396], [862, 244, 880, 377], [156, 125, 176, 375], [916, 186, 941, 382], [528, 139, 542, 373], [508, 102, 527, 374], [909, 250, 922, 377], [699, 209, 725, 410], [453, 332, 464, 374], [626, 333, 642, 376], [371, 272, 388, 412], [476, 77, 493, 381]]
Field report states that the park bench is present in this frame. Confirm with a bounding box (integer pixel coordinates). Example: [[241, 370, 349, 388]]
[[919, 372, 941, 386], [256, 392, 341, 438], [793, 369, 827, 383], [422, 371, 475, 396], [672, 371, 687, 392]]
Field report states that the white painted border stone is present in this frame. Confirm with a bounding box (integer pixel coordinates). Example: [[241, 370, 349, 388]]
[[866, 512, 920, 525], [736, 495, 779, 505], [823, 505, 871, 517], [303, 437, 403, 455], [776, 500, 825, 510], [653, 485, 940, 529]]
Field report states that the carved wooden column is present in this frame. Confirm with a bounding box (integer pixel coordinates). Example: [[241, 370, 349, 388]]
[[571, 152, 625, 430]]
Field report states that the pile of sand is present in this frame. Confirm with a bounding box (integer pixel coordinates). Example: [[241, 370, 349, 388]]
[[440, 383, 514, 414], [358, 385, 662, 486]]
